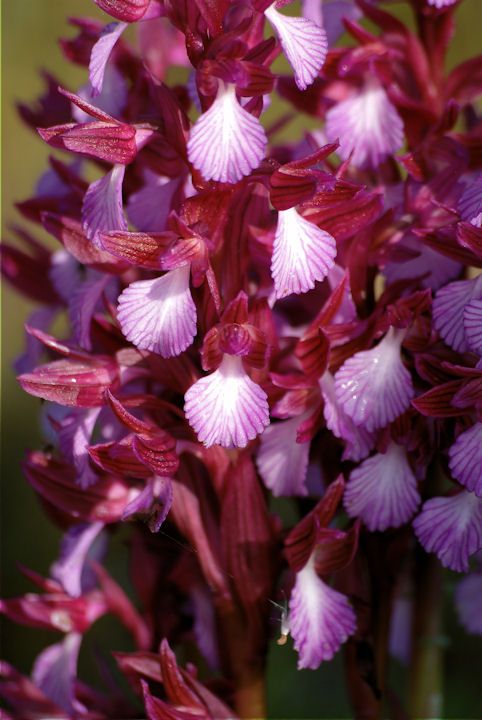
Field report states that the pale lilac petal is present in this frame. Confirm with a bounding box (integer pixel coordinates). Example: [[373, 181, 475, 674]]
[[14, 306, 59, 374], [89, 21, 128, 96], [127, 172, 180, 231], [325, 82, 404, 170], [50, 522, 105, 597], [433, 276, 482, 353], [256, 414, 310, 497], [49, 250, 83, 302], [271, 207, 337, 299], [344, 442, 421, 531], [184, 354, 270, 449], [319, 371, 375, 462], [191, 585, 220, 669], [58, 407, 102, 488], [327, 264, 357, 323], [122, 476, 172, 532], [73, 66, 128, 124], [319, 0, 363, 47], [289, 555, 356, 669], [32, 633, 84, 716], [187, 83, 267, 183], [388, 589, 412, 664], [265, 5, 328, 90], [427, 0, 457, 7], [464, 298, 482, 355], [117, 265, 197, 358], [382, 233, 462, 292], [455, 571, 482, 635], [69, 271, 111, 351], [334, 327, 414, 432], [458, 174, 482, 227], [413, 490, 482, 572], [449, 423, 482, 497], [82, 164, 128, 245]]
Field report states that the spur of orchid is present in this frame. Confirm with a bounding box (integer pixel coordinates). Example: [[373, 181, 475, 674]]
[[2, 0, 481, 718]]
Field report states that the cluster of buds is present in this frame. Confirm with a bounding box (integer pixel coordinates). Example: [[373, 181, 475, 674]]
[[2, 0, 482, 718]]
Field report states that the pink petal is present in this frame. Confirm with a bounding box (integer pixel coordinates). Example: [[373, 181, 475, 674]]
[[427, 0, 457, 7], [455, 571, 482, 635], [433, 276, 482, 353], [320, 371, 375, 462], [89, 21, 128, 96], [69, 271, 111, 351], [184, 354, 270, 449], [58, 407, 102, 489], [334, 327, 414, 432], [412, 490, 482, 572], [317, 0, 363, 47], [127, 172, 180, 231], [32, 633, 84, 716], [289, 555, 356, 669], [256, 415, 310, 497], [187, 83, 267, 184], [458, 174, 482, 228], [117, 265, 197, 358], [82, 164, 128, 245], [50, 522, 105, 597], [464, 298, 482, 355], [325, 82, 404, 170], [264, 4, 327, 91], [271, 207, 337, 299], [73, 67, 129, 124], [449, 423, 482, 497], [344, 442, 421, 531]]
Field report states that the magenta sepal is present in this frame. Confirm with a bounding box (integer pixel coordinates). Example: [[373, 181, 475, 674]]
[[18, 355, 120, 408], [38, 120, 138, 164], [93, 0, 150, 22]]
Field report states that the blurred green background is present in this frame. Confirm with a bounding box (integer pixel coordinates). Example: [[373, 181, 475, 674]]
[[1, 1, 481, 717]]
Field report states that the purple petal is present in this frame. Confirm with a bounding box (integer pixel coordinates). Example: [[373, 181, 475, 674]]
[[73, 66, 129, 124], [49, 250, 83, 302], [32, 633, 84, 716], [89, 21, 128, 96], [319, 0, 363, 47], [427, 0, 457, 7], [191, 585, 220, 669], [82, 164, 128, 245], [458, 173, 482, 227], [117, 265, 197, 358], [50, 522, 105, 597], [433, 276, 482, 353], [412, 490, 482, 572], [388, 590, 412, 665], [256, 415, 310, 497], [14, 306, 59, 374], [184, 354, 270, 449], [464, 298, 482, 355], [325, 82, 404, 170], [449, 423, 482, 497], [334, 328, 414, 432], [127, 172, 180, 231], [455, 570, 482, 635], [69, 271, 111, 351], [382, 233, 462, 292], [271, 207, 337, 299], [320, 371, 375, 462], [289, 556, 356, 669], [264, 5, 327, 91], [58, 407, 102, 488], [344, 442, 421, 531], [187, 83, 267, 184], [122, 476, 173, 532]]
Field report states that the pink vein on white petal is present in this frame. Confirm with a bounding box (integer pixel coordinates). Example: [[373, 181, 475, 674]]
[[413, 490, 482, 573], [449, 423, 482, 497], [89, 21, 128, 96], [325, 82, 404, 170], [117, 265, 197, 358], [464, 298, 482, 355], [187, 83, 267, 184], [344, 442, 421, 531], [334, 327, 414, 432], [289, 555, 356, 670], [82, 164, 128, 246], [264, 4, 327, 91], [271, 207, 337, 299], [256, 414, 310, 497], [433, 276, 482, 353], [184, 354, 269, 449]]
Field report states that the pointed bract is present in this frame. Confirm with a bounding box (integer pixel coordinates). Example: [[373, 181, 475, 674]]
[[344, 442, 421, 531], [325, 83, 404, 170], [184, 354, 269, 448], [271, 207, 337, 298], [449, 423, 482, 497], [264, 5, 327, 91], [334, 328, 414, 432], [187, 83, 267, 184], [413, 490, 482, 572], [289, 555, 356, 669], [117, 265, 197, 358]]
